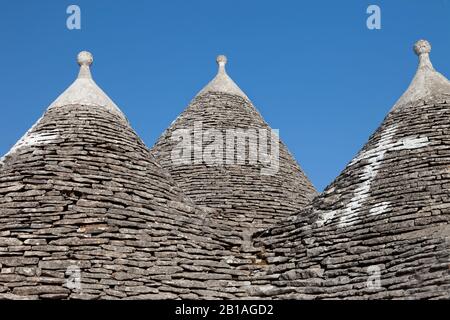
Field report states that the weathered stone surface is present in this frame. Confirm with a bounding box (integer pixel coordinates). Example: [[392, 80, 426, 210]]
[[0, 257, 39, 267], [0, 238, 23, 246], [13, 286, 70, 296], [39, 260, 91, 270], [250, 41, 450, 300], [152, 63, 317, 233], [0, 65, 246, 299], [0, 43, 448, 300]]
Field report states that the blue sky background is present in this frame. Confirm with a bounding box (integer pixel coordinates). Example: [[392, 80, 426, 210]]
[[1, 0, 449, 191]]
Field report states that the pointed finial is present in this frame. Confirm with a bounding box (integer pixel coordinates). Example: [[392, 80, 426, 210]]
[[76, 51, 93, 79], [47, 50, 126, 120], [216, 55, 227, 67], [195, 54, 248, 99], [392, 39, 450, 109], [413, 40, 433, 70], [414, 40, 431, 56], [77, 51, 93, 66]]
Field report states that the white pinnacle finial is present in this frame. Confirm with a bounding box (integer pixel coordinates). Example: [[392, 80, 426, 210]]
[[195, 55, 248, 99], [76, 51, 93, 79], [47, 51, 126, 120], [414, 40, 431, 56], [392, 39, 450, 109], [217, 55, 227, 67], [414, 40, 433, 70], [77, 51, 93, 66]]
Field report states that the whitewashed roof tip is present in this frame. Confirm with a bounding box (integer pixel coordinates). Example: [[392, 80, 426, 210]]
[[48, 51, 127, 120], [196, 55, 249, 99], [394, 39, 450, 109]]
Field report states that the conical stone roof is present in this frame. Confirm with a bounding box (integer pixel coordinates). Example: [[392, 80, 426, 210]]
[[152, 55, 317, 233], [2, 42, 447, 301], [0, 52, 260, 299], [251, 40, 450, 299]]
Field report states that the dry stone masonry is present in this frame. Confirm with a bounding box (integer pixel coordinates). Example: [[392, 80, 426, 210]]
[[0, 53, 262, 299], [250, 40, 450, 299], [152, 55, 317, 234], [0, 40, 448, 300]]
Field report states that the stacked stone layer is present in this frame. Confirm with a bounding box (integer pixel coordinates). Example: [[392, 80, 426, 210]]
[[0, 104, 264, 299], [1, 43, 449, 300], [251, 96, 450, 299], [153, 92, 317, 233]]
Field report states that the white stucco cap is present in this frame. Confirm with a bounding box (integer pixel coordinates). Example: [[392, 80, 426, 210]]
[[48, 51, 127, 120], [196, 55, 249, 100], [393, 40, 450, 109]]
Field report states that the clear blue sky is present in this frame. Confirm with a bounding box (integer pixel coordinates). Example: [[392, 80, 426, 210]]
[[1, 1, 449, 191]]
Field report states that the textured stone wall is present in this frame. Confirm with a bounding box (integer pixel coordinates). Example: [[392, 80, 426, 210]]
[[250, 98, 450, 299], [0, 98, 448, 300], [0, 104, 265, 299], [152, 92, 317, 233]]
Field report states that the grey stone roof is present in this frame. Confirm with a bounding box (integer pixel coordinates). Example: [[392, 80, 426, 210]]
[[0, 53, 261, 299], [0, 40, 448, 300], [250, 40, 450, 299], [152, 56, 317, 233]]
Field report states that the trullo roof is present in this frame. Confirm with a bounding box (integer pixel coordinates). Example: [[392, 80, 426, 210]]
[[0, 52, 258, 299], [152, 55, 317, 233], [251, 40, 450, 300]]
